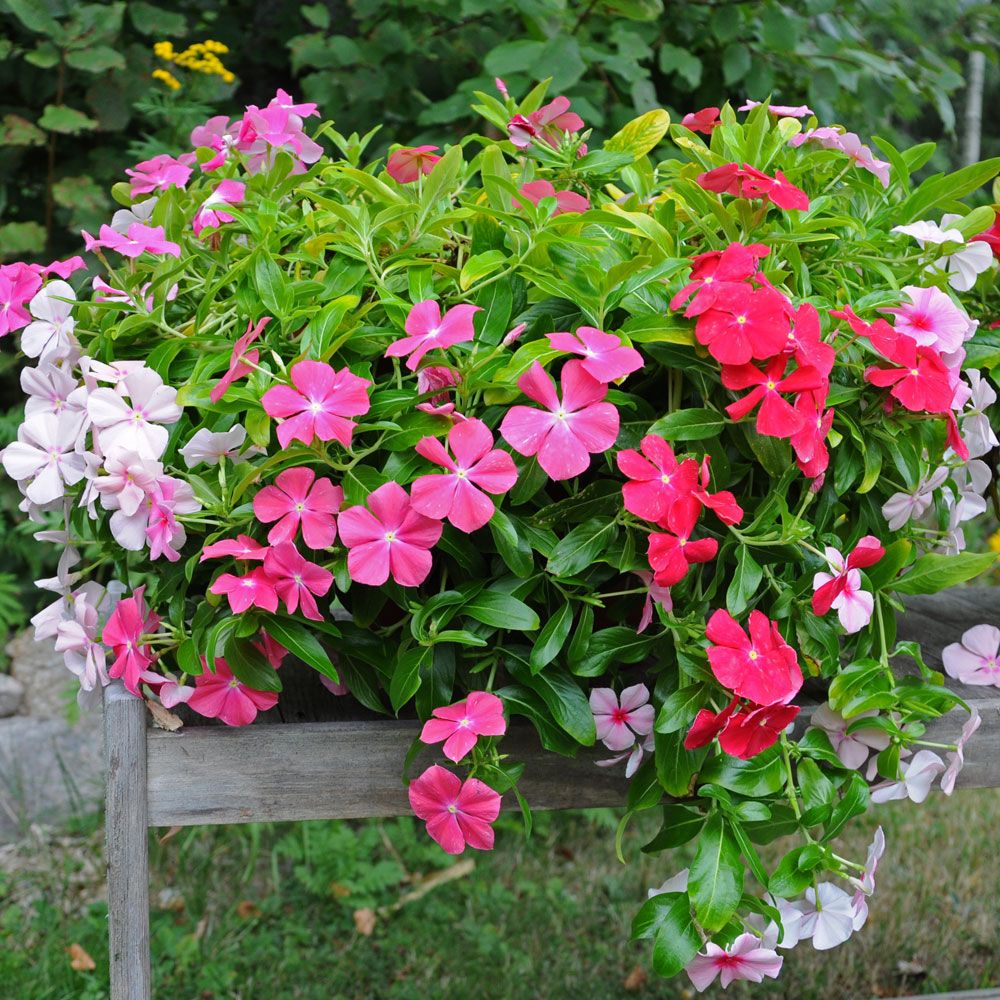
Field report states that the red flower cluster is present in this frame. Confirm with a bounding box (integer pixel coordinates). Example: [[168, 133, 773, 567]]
[[685, 609, 803, 759], [697, 163, 810, 211], [681, 107, 721, 135], [617, 435, 743, 588]]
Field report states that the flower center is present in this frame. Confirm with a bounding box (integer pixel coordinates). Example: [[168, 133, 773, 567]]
[[749, 650, 759, 661], [457, 717, 471, 728], [295, 503, 305, 512], [455, 468, 467, 479], [610, 707, 630, 725], [229, 678, 241, 688], [447, 803, 458, 813], [309, 401, 323, 414], [766, 381, 777, 391], [660, 474, 671, 485], [909, 368, 919, 377], [736, 315, 747, 325], [384, 531, 396, 543], [555, 409, 567, 420]]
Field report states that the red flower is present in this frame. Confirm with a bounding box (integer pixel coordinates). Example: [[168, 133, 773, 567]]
[[670, 242, 770, 316], [971, 211, 1000, 259], [722, 356, 826, 437], [783, 302, 835, 376], [686, 699, 800, 759], [697, 163, 748, 197], [646, 504, 718, 587], [698, 163, 809, 211], [864, 334, 954, 413], [210, 317, 271, 404], [812, 535, 885, 616], [681, 107, 721, 135], [789, 390, 835, 477], [830, 305, 899, 357], [617, 434, 700, 523], [695, 283, 792, 365], [705, 609, 803, 706]]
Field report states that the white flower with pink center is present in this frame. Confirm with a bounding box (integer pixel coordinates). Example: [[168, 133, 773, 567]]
[[1, 411, 87, 505], [87, 367, 182, 460], [20, 280, 79, 361], [943, 624, 1000, 686]]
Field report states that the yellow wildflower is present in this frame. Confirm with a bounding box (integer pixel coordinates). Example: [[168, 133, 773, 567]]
[[152, 68, 182, 91], [989, 529, 1000, 554]]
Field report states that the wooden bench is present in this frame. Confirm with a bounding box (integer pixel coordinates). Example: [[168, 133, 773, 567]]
[[102, 588, 1000, 999]]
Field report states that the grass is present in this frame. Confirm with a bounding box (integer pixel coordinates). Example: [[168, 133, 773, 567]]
[[2, 789, 999, 1000]]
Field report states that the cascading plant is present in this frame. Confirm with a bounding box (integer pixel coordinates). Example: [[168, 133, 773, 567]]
[[2, 82, 999, 989]]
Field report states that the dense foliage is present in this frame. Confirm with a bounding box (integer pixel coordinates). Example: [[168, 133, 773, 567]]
[[2, 81, 1000, 986]]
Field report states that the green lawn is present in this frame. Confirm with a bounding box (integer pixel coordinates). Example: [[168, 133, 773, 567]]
[[2, 790, 999, 999]]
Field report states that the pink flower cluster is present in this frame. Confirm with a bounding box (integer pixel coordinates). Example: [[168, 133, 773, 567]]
[[789, 127, 891, 187]]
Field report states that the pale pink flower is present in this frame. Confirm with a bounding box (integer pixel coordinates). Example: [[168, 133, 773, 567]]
[[269, 88, 318, 118], [634, 570, 672, 633], [253, 467, 343, 548], [685, 933, 783, 991], [410, 418, 518, 532], [941, 708, 981, 794], [187, 657, 278, 726], [262, 542, 333, 621], [338, 481, 443, 587], [192, 179, 246, 236], [54, 597, 108, 692], [740, 99, 814, 117], [93, 451, 163, 519], [589, 684, 654, 752], [386, 300, 481, 371], [386, 145, 441, 184], [408, 764, 501, 855], [261, 360, 372, 449], [179, 426, 255, 467], [947, 459, 991, 523], [808, 704, 889, 770], [647, 869, 689, 897], [513, 180, 590, 216], [883, 285, 974, 353], [943, 624, 1000, 686], [881, 466, 948, 530], [82, 223, 181, 258], [959, 371, 999, 458], [791, 128, 890, 186], [546, 327, 643, 383], [596, 732, 654, 778], [201, 534, 269, 562], [755, 895, 810, 949], [138, 669, 194, 708], [209, 567, 279, 613], [499, 360, 619, 480], [102, 585, 161, 695], [125, 153, 195, 195], [87, 367, 182, 460], [502, 322, 527, 347], [20, 280, 78, 361], [31, 580, 111, 641], [870, 749, 946, 804], [797, 883, 856, 950], [420, 691, 507, 762], [21, 362, 87, 421], [1, 412, 87, 504], [80, 357, 148, 391], [851, 826, 886, 931]]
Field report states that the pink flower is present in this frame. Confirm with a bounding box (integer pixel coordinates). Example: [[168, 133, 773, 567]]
[[82, 223, 181, 259], [646, 503, 719, 587], [210, 317, 270, 404], [634, 570, 672, 633], [941, 708, 981, 794], [192, 179, 246, 236], [808, 704, 889, 770], [408, 764, 502, 855], [685, 933, 783, 991], [253, 467, 343, 548], [261, 360, 372, 449], [513, 180, 590, 216], [410, 419, 518, 532], [864, 334, 955, 414], [209, 568, 279, 613], [943, 624, 1000, 686], [739, 99, 814, 117], [589, 684, 655, 752], [420, 691, 507, 762], [546, 327, 643, 383], [263, 542, 333, 621], [125, 153, 195, 196], [270, 88, 318, 118], [386, 145, 441, 183], [338, 481, 443, 587], [0, 263, 42, 336], [870, 749, 946, 804], [102, 586, 161, 695], [681, 107, 721, 135], [882, 285, 974, 354], [791, 128, 891, 186], [187, 657, 278, 727], [499, 361, 619, 480], [201, 534, 269, 562], [385, 300, 481, 372], [145, 477, 199, 562], [507, 96, 584, 150], [811, 537, 883, 633], [617, 435, 700, 523]]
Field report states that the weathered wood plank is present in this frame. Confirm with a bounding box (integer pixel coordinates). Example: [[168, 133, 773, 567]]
[[104, 681, 152, 1000]]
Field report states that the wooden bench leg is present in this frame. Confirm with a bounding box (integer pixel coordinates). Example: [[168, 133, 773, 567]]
[[104, 680, 151, 1000]]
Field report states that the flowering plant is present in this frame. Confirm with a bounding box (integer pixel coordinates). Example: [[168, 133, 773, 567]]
[[3, 84, 999, 987]]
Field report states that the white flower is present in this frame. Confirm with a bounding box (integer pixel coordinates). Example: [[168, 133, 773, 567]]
[[960, 371, 998, 459], [892, 215, 995, 291], [647, 869, 689, 898], [179, 425, 257, 467], [111, 197, 157, 234], [87, 367, 181, 460], [881, 466, 948, 530], [21, 361, 88, 421], [870, 749, 946, 804], [798, 882, 856, 950], [20, 280, 79, 361], [1, 412, 87, 504], [948, 459, 991, 524]]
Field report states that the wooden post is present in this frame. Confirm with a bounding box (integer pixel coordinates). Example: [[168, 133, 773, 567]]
[[104, 680, 151, 1000]]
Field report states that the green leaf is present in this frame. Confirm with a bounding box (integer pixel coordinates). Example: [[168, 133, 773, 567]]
[[529, 602, 574, 673], [65, 46, 126, 73], [261, 617, 340, 683], [647, 408, 725, 441], [605, 109, 671, 159], [488, 509, 534, 577], [223, 634, 282, 693], [389, 646, 430, 712], [254, 254, 293, 316], [572, 627, 655, 677], [893, 552, 996, 595], [462, 590, 539, 631], [631, 893, 701, 978], [37, 105, 97, 135], [689, 813, 744, 932], [658, 43, 702, 89], [654, 685, 706, 734], [507, 658, 596, 744], [824, 772, 870, 841], [130, 1, 187, 35], [769, 846, 820, 896], [655, 728, 707, 797], [642, 804, 705, 852], [726, 546, 762, 617], [698, 745, 784, 796], [722, 44, 751, 85], [419, 145, 464, 213], [546, 518, 618, 577]]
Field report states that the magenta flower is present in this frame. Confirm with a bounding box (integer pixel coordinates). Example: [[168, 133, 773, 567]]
[[210, 316, 270, 404], [513, 180, 590, 216], [338, 481, 443, 587], [262, 542, 333, 621], [102, 586, 161, 695], [408, 764, 502, 855], [261, 360, 372, 449], [201, 534, 269, 562], [125, 153, 195, 196], [0, 262, 42, 336], [192, 179, 246, 236], [385, 300, 481, 372], [270, 88, 318, 118], [507, 96, 584, 150], [253, 467, 343, 548], [187, 657, 278, 727], [410, 418, 518, 532], [617, 435, 700, 523], [499, 361, 619, 480], [546, 327, 643, 384], [943, 624, 1000, 686], [209, 567, 279, 613], [386, 145, 441, 183], [589, 684, 655, 752], [82, 223, 181, 259], [883, 285, 974, 354], [419, 691, 507, 762], [146, 477, 199, 562], [685, 933, 783, 991]]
